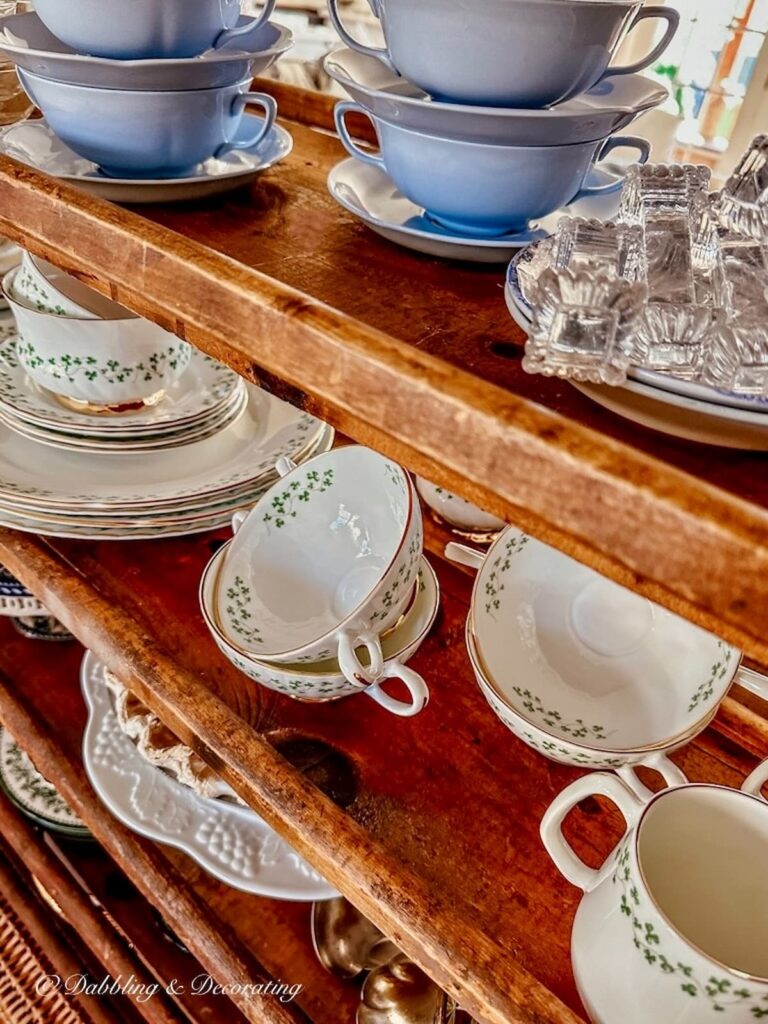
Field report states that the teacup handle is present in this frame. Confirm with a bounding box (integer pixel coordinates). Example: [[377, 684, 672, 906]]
[[540, 772, 644, 892], [742, 758, 768, 801], [276, 457, 297, 478], [736, 665, 768, 701], [601, 6, 680, 79], [215, 92, 278, 157], [444, 542, 485, 573], [327, 0, 395, 70], [616, 753, 687, 802], [573, 135, 651, 200], [337, 630, 385, 687], [364, 660, 429, 717], [334, 101, 385, 171], [213, 0, 278, 48]]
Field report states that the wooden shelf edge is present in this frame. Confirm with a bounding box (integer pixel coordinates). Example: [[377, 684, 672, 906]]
[[0, 791, 186, 1024], [0, 652, 312, 1024], [1, 156, 768, 657], [0, 528, 584, 1024]]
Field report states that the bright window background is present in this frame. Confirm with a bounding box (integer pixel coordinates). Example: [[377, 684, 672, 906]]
[[644, 0, 768, 168]]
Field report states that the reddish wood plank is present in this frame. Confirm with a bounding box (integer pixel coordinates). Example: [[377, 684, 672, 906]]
[[0, 529, 764, 1024]]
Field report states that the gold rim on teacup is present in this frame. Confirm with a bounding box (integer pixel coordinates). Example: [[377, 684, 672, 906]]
[[465, 612, 727, 756], [209, 538, 420, 673]]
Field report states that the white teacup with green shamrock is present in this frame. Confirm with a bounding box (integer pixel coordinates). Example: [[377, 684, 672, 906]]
[[449, 529, 765, 779], [215, 445, 423, 685], [3, 268, 191, 411], [541, 765, 768, 1023], [415, 475, 504, 540], [201, 540, 435, 716], [14, 252, 132, 319]]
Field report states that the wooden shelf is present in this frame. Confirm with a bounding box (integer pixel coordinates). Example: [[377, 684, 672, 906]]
[[1, 80, 768, 1024], [0, 618, 357, 1024], [0, 530, 763, 1024], [0, 85, 767, 659]]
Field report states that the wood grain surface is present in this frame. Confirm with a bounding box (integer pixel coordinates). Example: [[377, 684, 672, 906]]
[[0, 528, 764, 1024], [0, 97, 767, 657]]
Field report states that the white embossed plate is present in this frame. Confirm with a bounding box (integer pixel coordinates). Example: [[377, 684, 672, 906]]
[[81, 651, 337, 900], [0, 331, 243, 435]]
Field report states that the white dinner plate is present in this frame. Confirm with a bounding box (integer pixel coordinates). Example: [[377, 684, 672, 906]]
[[0, 117, 293, 203], [573, 377, 768, 449], [81, 651, 337, 900], [0, 385, 328, 511]]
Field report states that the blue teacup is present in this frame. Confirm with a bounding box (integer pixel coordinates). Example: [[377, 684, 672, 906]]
[[328, 0, 679, 109], [33, 0, 277, 59], [335, 101, 649, 237], [19, 70, 278, 179]]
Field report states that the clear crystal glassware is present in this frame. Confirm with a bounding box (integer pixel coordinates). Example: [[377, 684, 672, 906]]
[[633, 303, 727, 380], [634, 194, 730, 377], [700, 315, 768, 396], [712, 135, 768, 243], [721, 237, 768, 316], [523, 267, 647, 385], [551, 217, 645, 281], [618, 163, 711, 226], [514, 236, 554, 308]]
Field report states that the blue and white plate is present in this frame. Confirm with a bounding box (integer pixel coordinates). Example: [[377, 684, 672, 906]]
[[329, 157, 624, 263], [0, 116, 293, 203], [0, 12, 292, 90]]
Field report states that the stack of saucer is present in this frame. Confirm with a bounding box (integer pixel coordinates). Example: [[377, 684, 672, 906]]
[[0, 0, 294, 203], [324, 0, 679, 262]]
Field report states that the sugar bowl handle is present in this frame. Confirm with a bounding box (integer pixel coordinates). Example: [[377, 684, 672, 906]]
[[365, 660, 429, 717], [540, 773, 644, 892], [334, 101, 386, 171], [337, 630, 385, 687]]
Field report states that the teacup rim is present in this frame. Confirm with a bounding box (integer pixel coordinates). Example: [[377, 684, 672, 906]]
[[3, 266, 139, 324], [465, 613, 733, 754], [18, 66, 256, 97], [324, 46, 667, 121], [2, 12, 294, 66], [200, 541, 436, 675], [213, 446, 417, 659], [354, 106, 613, 152], [632, 782, 768, 984]]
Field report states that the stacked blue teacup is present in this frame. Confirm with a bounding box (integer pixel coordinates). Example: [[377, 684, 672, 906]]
[[325, 0, 681, 261], [0, 0, 292, 182]]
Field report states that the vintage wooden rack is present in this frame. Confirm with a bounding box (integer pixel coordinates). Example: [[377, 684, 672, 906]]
[[0, 82, 766, 1024]]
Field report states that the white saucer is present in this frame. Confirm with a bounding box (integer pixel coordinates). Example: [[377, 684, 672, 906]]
[[0, 117, 293, 203], [324, 47, 668, 147], [329, 158, 624, 263], [81, 651, 337, 901], [0, 13, 293, 90]]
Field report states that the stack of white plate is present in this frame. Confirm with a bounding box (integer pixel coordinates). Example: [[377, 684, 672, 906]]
[[505, 244, 768, 450], [0, 326, 334, 539]]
